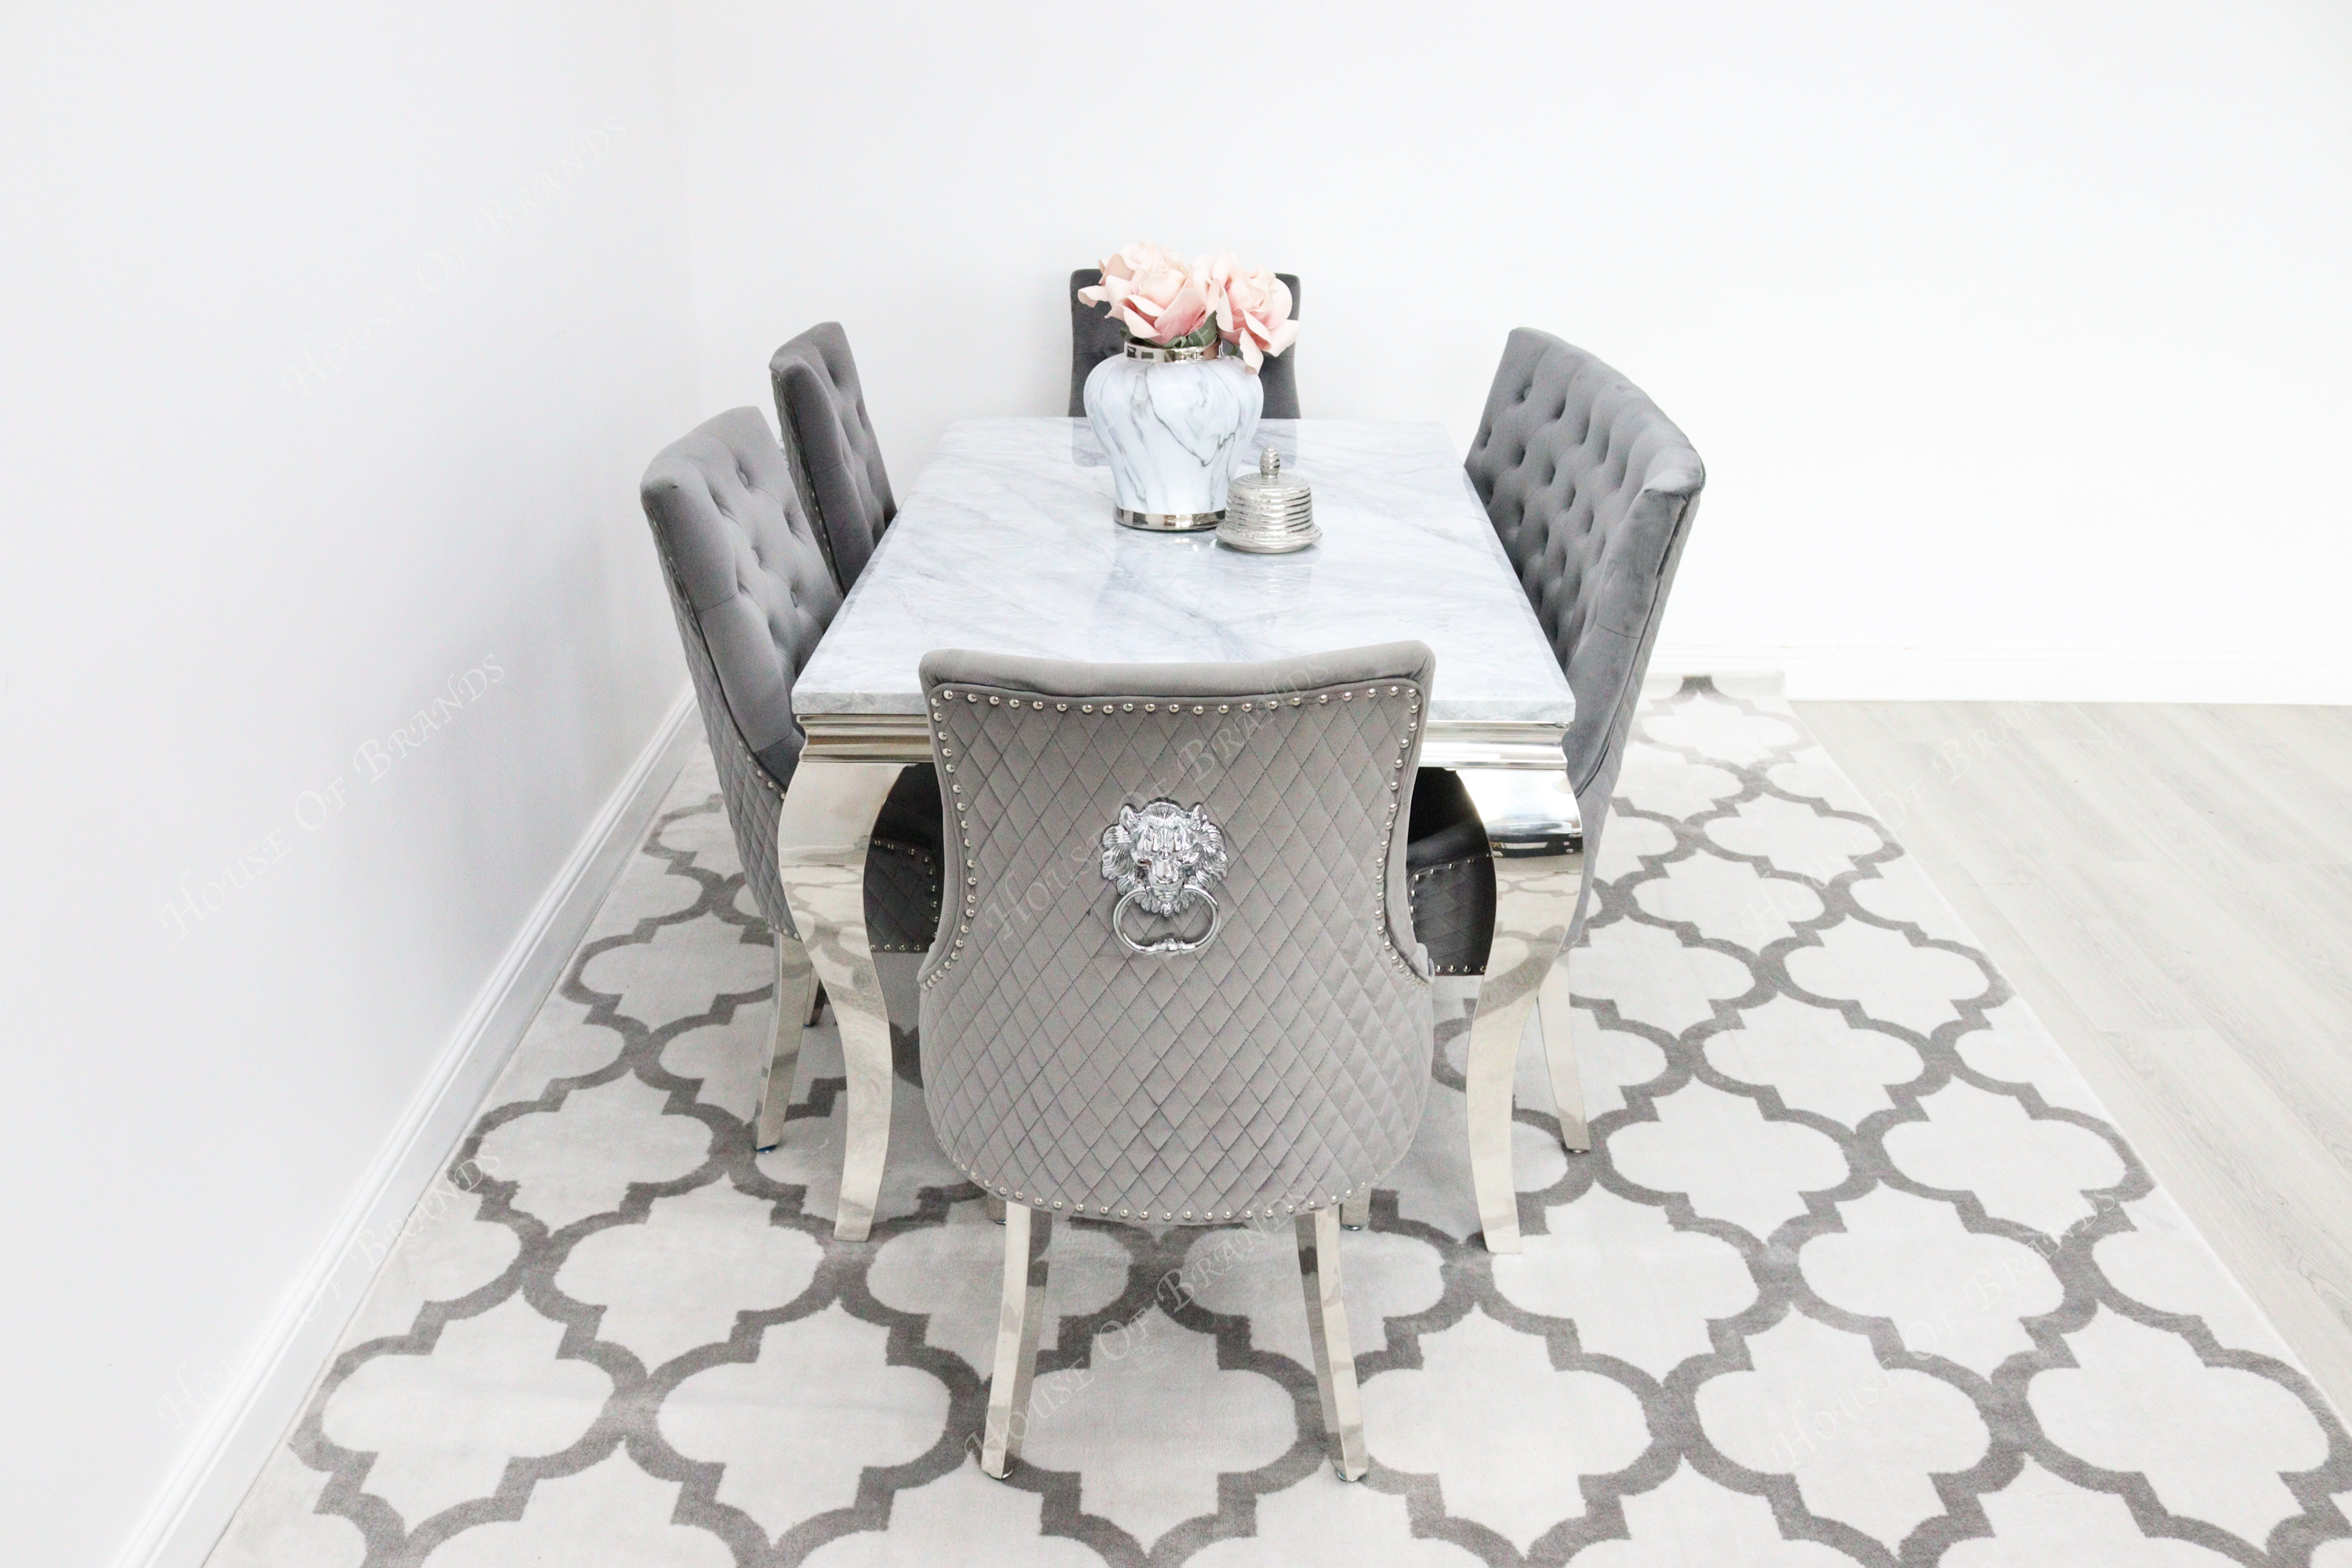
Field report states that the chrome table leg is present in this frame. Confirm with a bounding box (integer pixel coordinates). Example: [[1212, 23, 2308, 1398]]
[[755, 935, 818, 1152], [982, 1204, 1052, 1479], [1538, 959, 1589, 1153], [1458, 769, 1585, 1254], [1295, 1207, 1367, 1480], [775, 760, 902, 1242]]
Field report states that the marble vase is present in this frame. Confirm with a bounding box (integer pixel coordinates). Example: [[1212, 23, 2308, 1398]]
[[1083, 342, 1262, 530]]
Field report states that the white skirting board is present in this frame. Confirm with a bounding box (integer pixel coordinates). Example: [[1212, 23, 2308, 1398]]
[[1652, 644, 2352, 705], [118, 688, 701, 1568]]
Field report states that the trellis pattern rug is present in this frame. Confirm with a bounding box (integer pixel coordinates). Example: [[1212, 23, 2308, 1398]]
[[209, 676, 2352, 1567]]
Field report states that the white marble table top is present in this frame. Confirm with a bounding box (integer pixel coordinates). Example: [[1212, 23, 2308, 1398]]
[[794, 418, 1573, 753]]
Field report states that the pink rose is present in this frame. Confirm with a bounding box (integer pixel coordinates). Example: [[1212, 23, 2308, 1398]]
[[1074, 243, 1300, 363], [1075, 242, 1212, 345], [1200, 253, 1298, 372]]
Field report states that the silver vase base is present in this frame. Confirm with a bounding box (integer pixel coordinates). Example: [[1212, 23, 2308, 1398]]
[[1116, 506, 1224, 532]]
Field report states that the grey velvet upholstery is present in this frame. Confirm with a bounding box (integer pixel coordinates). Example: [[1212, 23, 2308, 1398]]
[[641, 409, 840, 791], [1421, 330, 1704, 960], [640, 408, 942, 948], [1069, 269, 1301, 420], [770, 323, 897, 591], [1468, 330, 1705, 803], [918, 644, 1435, 1224]]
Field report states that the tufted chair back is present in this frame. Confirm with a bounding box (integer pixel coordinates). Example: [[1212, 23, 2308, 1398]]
[[771, 323, 897, 592], [640, 408, 844, 931], [918, 643, 1434, 1226], [1069, 269, 1302, 420], [1465, 330, 1704, 854]]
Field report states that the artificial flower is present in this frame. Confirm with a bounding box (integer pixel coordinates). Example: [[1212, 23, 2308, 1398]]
[[1196, 252, 1299, 371], [1076, 242, 1211, 345], [1075, 242, 1297, 362]]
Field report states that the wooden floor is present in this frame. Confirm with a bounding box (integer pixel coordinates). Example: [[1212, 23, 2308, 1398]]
[[1798, 699, 2352, 1417]]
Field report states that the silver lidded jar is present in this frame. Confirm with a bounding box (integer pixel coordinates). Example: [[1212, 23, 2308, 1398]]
[[1217, 446, 1319, 554]]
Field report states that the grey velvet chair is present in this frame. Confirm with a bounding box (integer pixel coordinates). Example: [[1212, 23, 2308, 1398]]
[[1413, 330, 1704, 1196], [771, 323, 896, 591], [1069, 269, 1301, 419], [638, 408, 944, 1172], [918, 642, 1436, 1483]]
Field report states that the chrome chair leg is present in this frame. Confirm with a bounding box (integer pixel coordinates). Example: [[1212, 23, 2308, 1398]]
[[775, 760, 903, 1242], [1537, 959, 1589, 1153], [1295, 1207, 1367, 1481], [1339, 1192, 1370, 1230], [985, 1193, 1007, 1225], [982, 1205, 1053, 1479], [755, 935, 818, 1152]]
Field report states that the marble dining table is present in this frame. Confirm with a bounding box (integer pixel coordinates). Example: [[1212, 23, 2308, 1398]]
[[777, 417, 1584, 1250]]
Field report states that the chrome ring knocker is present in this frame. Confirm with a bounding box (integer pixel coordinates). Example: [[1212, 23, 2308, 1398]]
[[1098, 797, 1229, 959], [1111, 886, 1221, 956]]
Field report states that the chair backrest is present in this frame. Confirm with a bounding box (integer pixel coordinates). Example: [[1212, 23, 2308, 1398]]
[[1465, 329, 1705, 822], [1069, 269, 1301, 420], [640, 407, 844, 929], [770, 322, 897, 591], [918, 643, 1436, 1225]]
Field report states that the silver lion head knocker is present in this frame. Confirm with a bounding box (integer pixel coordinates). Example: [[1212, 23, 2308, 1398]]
[[1098, 799, 1229, 956]]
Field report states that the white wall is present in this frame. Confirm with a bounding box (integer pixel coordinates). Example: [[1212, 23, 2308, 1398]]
[[0, 4, 696, 1562], [673, 0, 2352, 701]]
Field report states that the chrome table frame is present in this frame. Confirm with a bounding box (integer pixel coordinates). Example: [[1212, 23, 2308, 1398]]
[[773, 757, 906, 1243], [1457, 768, 1587, 1254], [781, 717, 1587, 1251]]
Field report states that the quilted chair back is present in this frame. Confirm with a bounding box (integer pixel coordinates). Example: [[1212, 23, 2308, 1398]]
[[918, 643, 1435, 1225], [1069, 269, 1302, 420], [640, 408, 844, 932], [1465, 329, 1705, 843], [771, 323, 897, 591]]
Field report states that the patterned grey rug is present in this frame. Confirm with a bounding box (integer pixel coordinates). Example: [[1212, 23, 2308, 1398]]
[[209, 677, 2352, 1567]]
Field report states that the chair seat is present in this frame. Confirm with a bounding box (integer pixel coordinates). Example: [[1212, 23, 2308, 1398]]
[[1404, 766, 1497, 977]]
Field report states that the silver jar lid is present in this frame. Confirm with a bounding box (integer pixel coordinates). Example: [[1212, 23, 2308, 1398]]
[[1218, 448, 1319, 554]]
